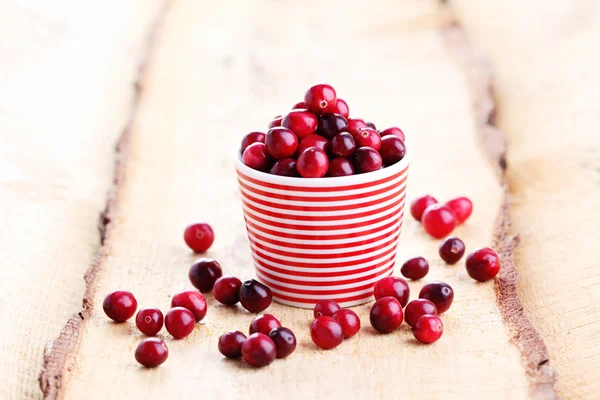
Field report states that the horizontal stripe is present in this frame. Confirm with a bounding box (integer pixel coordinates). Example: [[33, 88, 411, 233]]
[[271, 296, 375, 309]]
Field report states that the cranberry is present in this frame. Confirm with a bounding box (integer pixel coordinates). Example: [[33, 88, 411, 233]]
[[189, 258, 223, 292], [281, 109, 318, 139], [297, 147, 329, 178], [298, 134, 329, 155], [466, 247, 501, 282], [218, 331, 246, 358], [327, 157, 354, 177], [304, 84, 337, 114], [268, 327, 297, 358], [445, 196, 473, 224], [240, 279, 273, 313], [373, 276, 410, 307], [213, 275, 242, 305], [400, 257, 429, 280], [135, 338, 168, 368], [421, 204, 457, 239], [353, 147, 382, 173], [317, 113, 348, 139], [355, 128, 381, 151], [419, 281, 454, 313], [379, 136, 406, 165], [265, 127, 298, 159], [242, 142, 270, 171], [330, 132, 356, 157], [183, 222, 214, 253], [165, 307, 195, 339], [439, 237, 466, 265], [370, 296, 403, 333], [241, 333, 277, 367], [332, 309, 361, 338], [331, 98, 349, 119], [313, 300, 341, 318], [380, 127, 405, 141], [310, 316, 344, 350], [241, 131, 266, 153], [268, 115, 283, 128], [346, 118, 367, 136], [292, 101, 307, 110], [404, 299, 438, 327], [103, 290, 137, 322], [171, 289, 207, 322], [410, 195, 438, 222], [249, 314, 282, 335], [135, 308, 164, 336], [365, 121, 376, 129], [270, 158, 299, 177], [413, 315, 443, 344]]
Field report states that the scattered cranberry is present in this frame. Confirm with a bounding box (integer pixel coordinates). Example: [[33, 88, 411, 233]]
[[466, 247, 501, 282], [380, 127, 405, 141], [265, 127, 298, 159], [249, 314, 282, 335], [213, 275, 242, 305], [103, 290, 137, 322], [241, 333, 277, 367], [171, 289, 207, 322], [412, 315, 443, 344], [327, 157, 354, 177], [298, 134, 329, 155], [355, 128, 381, 151], [218, 331, 246, 359], [404, 299, 438, 327], [445, 196, 473, 224], [370, 296, 403, 333], [365, 121, 376, 129], [410, 195, 438, 222], [332, 309, 361, 338], [419, 281, 454, 313], [240, 279, 273, 313], [242, 142, 270, 171], [270, 158, 299, 177], [400, 257, 429, 280], [332, 98, 350, 119], [165, 307, 195, 339], [189, 258, 223, 292], [422, 204, 457, 239], [379, 136, 406, 165], [373, 276, 410, 307], [183, 222, 214, 253], [268, 115, 283, 128], [353, 147, 382, 173], [330, 132, 356, 157], [313, 300, 341, 318], [292, 101, 307, 110], [304, 84, 337, 114], [241, 131, 266, 153], [297, 147, 329, 178], [268, 327, 297, 358], [310, 316, 344, 350], [135, 338, 168, 368], [439, 237, 466, 265], [346, 118, 367, 136], [135, 307, 164, 336], [282, 109, 318, 139], [317, 113, 348, 139]]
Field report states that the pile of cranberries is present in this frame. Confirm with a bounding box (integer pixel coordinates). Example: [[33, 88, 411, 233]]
[[240, 84, 407, 178], [309, 300, 361, 350]]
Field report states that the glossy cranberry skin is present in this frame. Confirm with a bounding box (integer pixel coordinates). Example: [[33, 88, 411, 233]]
[[346, 118, 367, 136], [189, 258, 223, 293], [313, 300, 341, 318], [332, 309, 361, 338], [240, 279, 273, 313], [353, 147, 382, 174], [241, 333, 277, 367], [413, 315, 443, 344], [304, 84, 337, 114], [466, 247, 501, 282], [241, 131, 266, 153], [269, 158, 299, 177], [379, 136, 406, 165], [422, 204, 457, 239], [218, 331, 246, 358], [373, 276, 410, 307], [410, 195, 438, 222], [317, 113, 348, 140], [327, 157, 355, 177], [439, 237, 466, 265], [400, 257, 429, 280], [366, 121, 376, 129], [380, 127, 405, 141], [310, 316, 344, 350], [330, 132, 356, 157], [135, 338, 168, 368], [268, 115, 282, 128], [135, 308, 164, 336], [355, 128, 381, 151], [297, 147, 329, 178], [331, 98, 350, 119], [370, 296, 403, 333], [404, 299, 438, 327], [213, 275, 242, 305], [103, 290, 137, 322], [268, 327, 297, 358], [282, 109, 318, 139], [242, 142, 270, 171], [445, 196, 473, 224], [419, 281, 454, 313], [183, 222, 214, 253], [298, 134, 329, 155], [171, 289, 207, 322], [249, 314, 282, 335], [165, 307, 195, 339], [291, 101, 307, 110], [265, 127, 298, 159]]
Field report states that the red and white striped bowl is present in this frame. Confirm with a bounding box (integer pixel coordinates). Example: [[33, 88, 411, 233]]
[[235, 150, 409, 308]]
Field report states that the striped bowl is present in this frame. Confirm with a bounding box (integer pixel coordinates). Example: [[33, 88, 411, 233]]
[[235, 150, 409, 308]]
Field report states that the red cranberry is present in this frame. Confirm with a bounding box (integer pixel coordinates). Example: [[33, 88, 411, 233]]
[[404, 299, 438, 327], [353, 147, 382, 173], [331, 98, 349, 119], [373, 276, 410, 307], [327, 157, 354, 177], [332, 309, 361, 338], [370, 296, 403, 333], [445, 196, 473, 224], [240, 279, 273, 313], [313, 300, 341, 318], [317, 113, 348, 139], [135, 307, 164, 336], [241, 131, 266, 153], [400, 257, 429, 280], [292, 101, 307, 110], [189, 258, 223, 293], [183, 222, 214, 253], [422, 204, 457, 239], [218, 331, 246, 358], [103, 290, 137, 322], [249, 314, 282, 335], [213, 275, 242, 305], [379, 136, 406, 165], [165, 307, 195, 339], [380, 127, 405, 141], [171, 289, 207, 322], [439, 237, 466, 265], [135, 338, 168, 368], [365, 121, 376, 129], [330, 132, 356, 157], [355, 128, 381, 151], [298, 134, 329, 155], [419, 281, 454, 313], [410, 195, 438, 222], [466, 247, 501, 282], [310, 316, 344, 350], [270, 158, 299, 177], [413, 315, 443, 344], [346, 118, 367, 136], [265, 127, 298, 159], [242, 142, 270, 171], [241, 333, 277, 367], [304, 84, 337, 114], [268, 327, 297, 358], [282, 109, 318, 139], [297, 147, 329, 178], [268, 115, 283, 128]]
